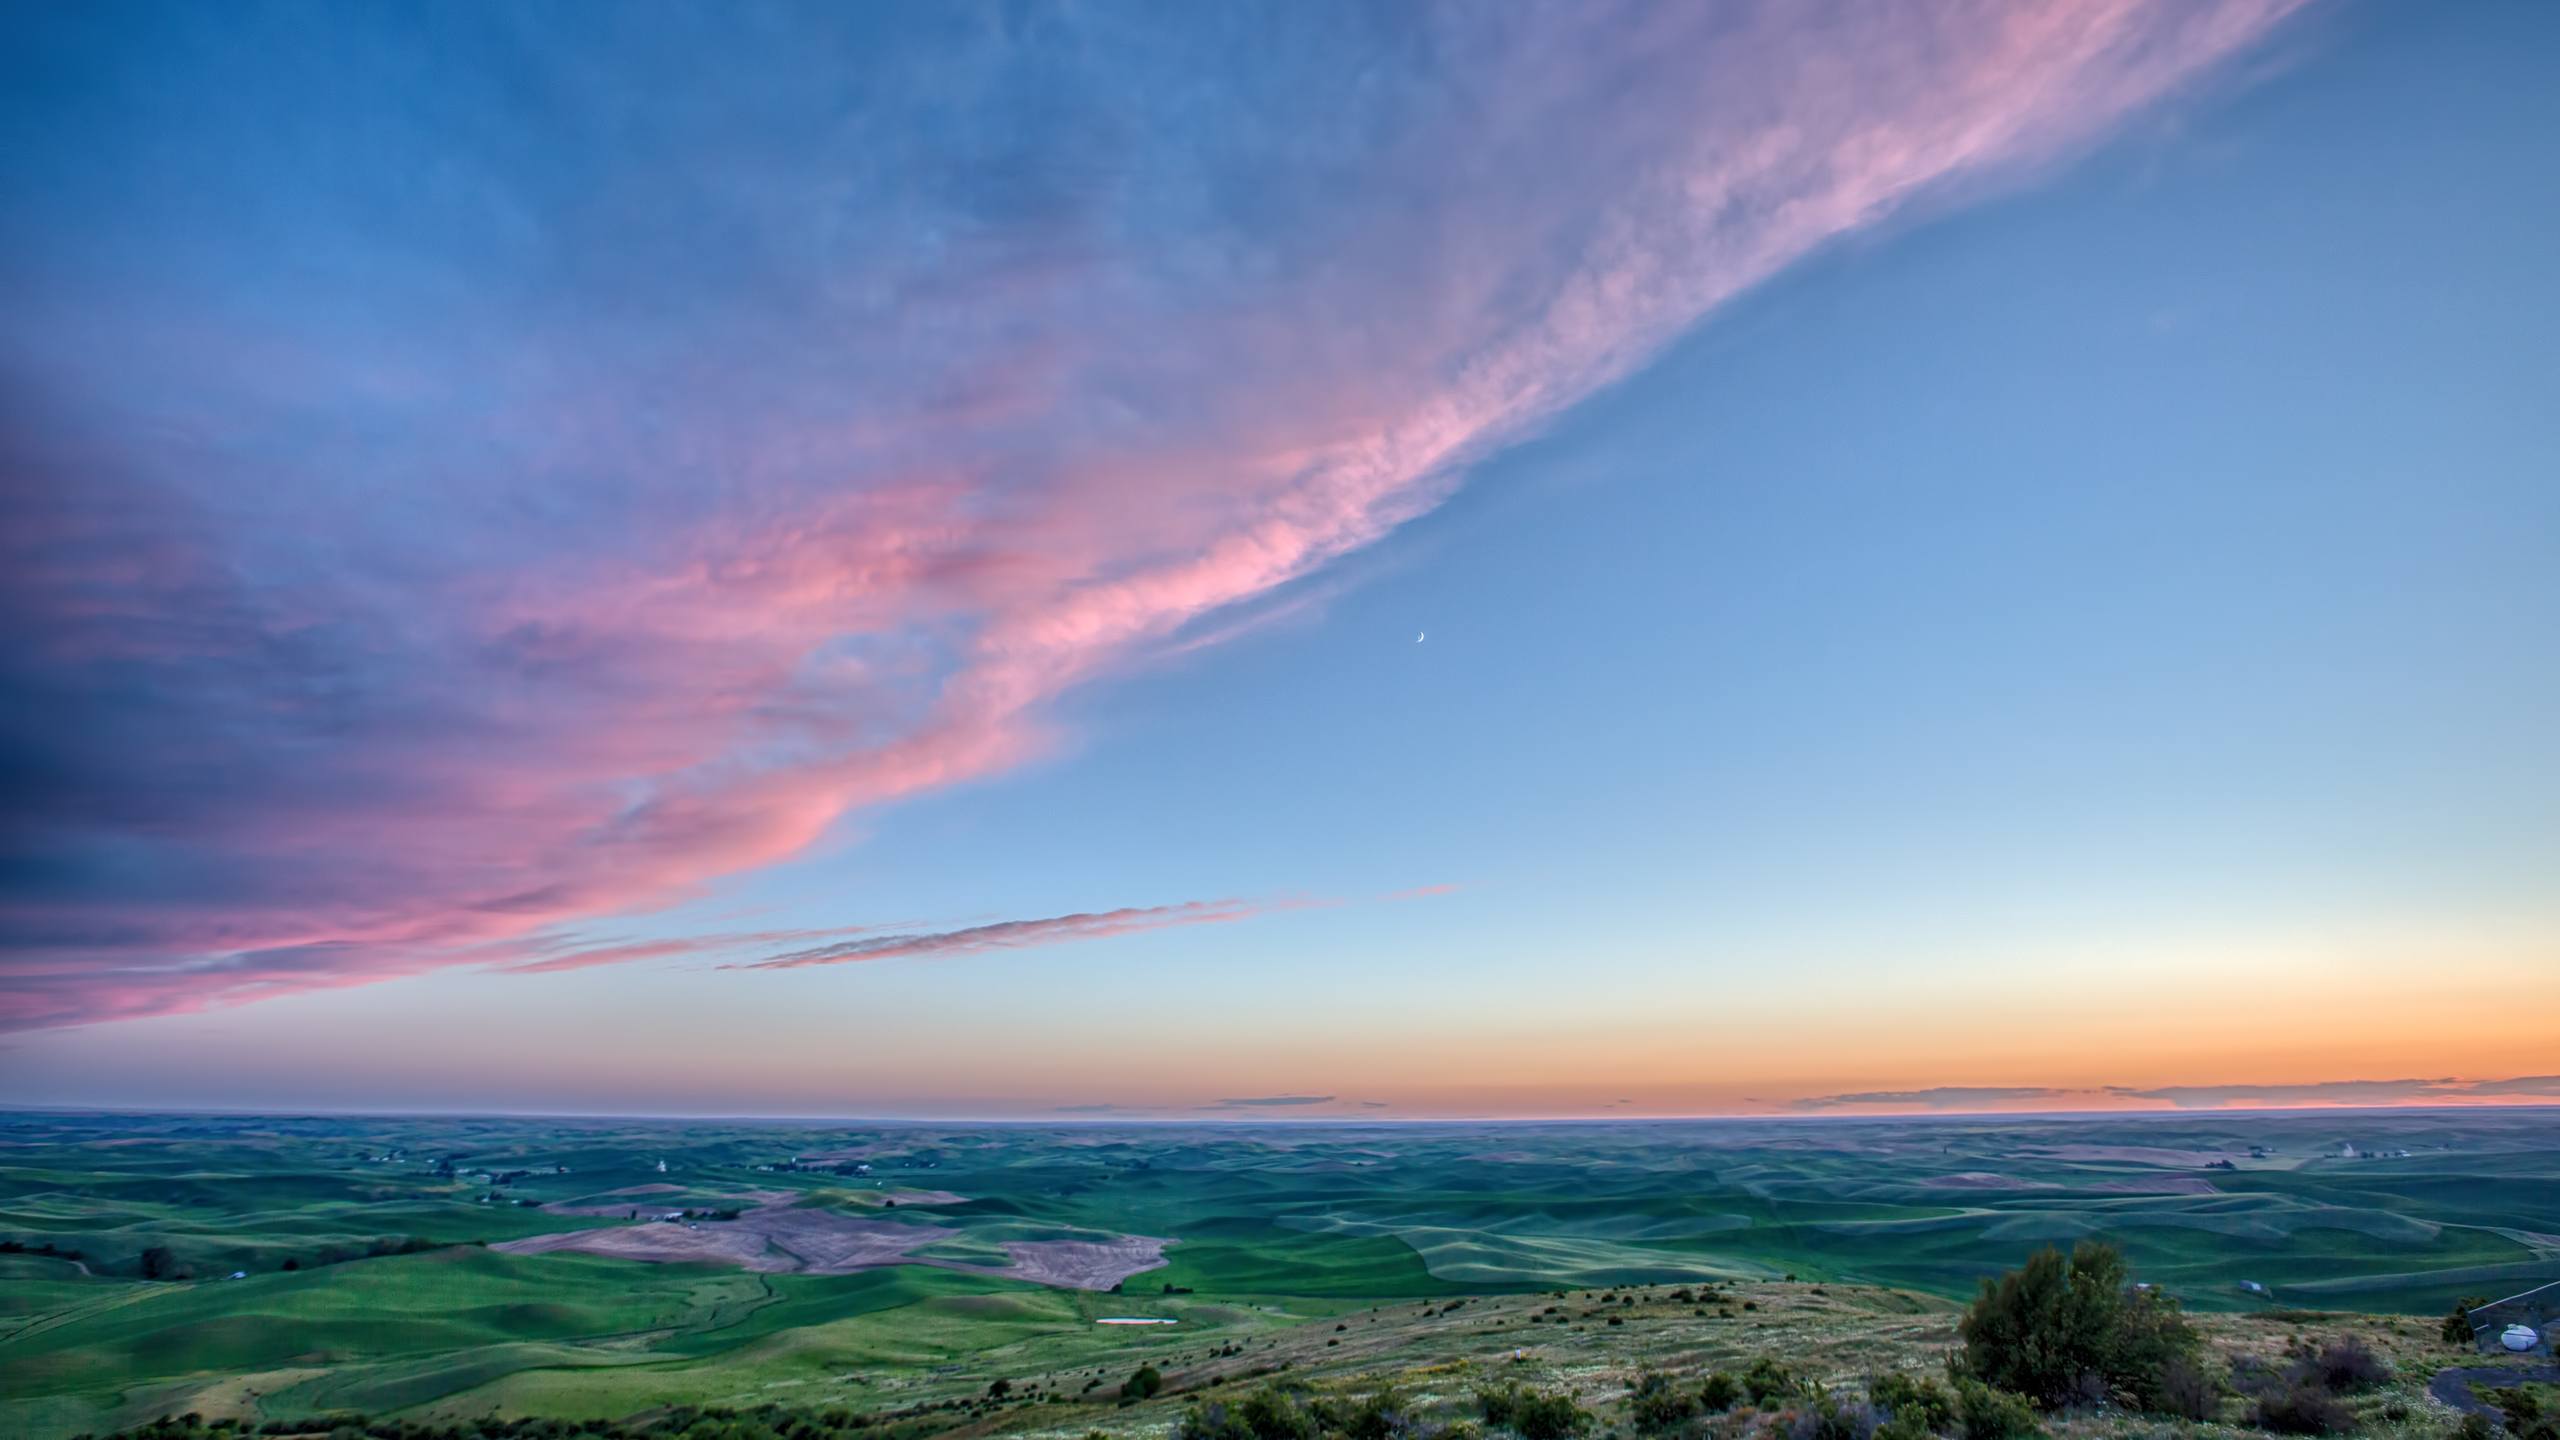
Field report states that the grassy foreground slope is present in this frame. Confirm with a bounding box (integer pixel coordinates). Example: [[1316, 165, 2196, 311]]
[[57, 1278, 2560, 1440]]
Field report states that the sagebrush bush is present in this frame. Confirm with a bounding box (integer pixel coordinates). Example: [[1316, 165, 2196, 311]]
[[1479, 1383, 1590, 1440], [1870, 1373, 1958, 1435], [2248, 1381, 2357, 1436], [1951, 1379, 2041, 1440], [2485, 1385, 2560, 1440], [2153, 1356, 2221, 1421], [1629, 1373, 1698, 1433], [1787, 1394, 1880, 1440], [1310, 1387, 1427, 1440], [2305, 1339, 2390, 1393], [1746, 1358, 1806, 1405]]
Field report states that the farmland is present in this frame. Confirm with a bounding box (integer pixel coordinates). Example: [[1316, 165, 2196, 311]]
[[2, 1107, 2555, 1438]]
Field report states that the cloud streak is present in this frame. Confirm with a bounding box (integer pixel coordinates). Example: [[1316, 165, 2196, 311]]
[[0, 0, 2305, 1030], [722, 900, 1270, 972], [1793, 1076, 2560, 1112], [1796, 1087, 2083, 1111]]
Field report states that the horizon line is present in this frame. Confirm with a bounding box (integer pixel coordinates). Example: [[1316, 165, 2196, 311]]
[[5, 1100, 2555, 1127]]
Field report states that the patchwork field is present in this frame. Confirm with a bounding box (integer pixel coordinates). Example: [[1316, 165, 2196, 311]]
[[2, 1108, 2554, 1438]]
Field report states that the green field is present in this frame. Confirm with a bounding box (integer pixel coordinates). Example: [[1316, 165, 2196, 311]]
[[3, 1108, 2554, 1438]]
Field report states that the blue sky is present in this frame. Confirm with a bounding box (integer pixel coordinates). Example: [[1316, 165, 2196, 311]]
[[2, 1, 2554, 1115]]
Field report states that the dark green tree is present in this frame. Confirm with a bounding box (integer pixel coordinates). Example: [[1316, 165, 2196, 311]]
[[2441, 1297, 2490, 1348], [1952, 1242, 2198, 1411]]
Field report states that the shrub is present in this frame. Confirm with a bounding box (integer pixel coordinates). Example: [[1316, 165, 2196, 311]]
[[1517, 1391, 1590, 1440], [1124, 1365, 1165, 1401], [1952, 1243, 2199, 1411], [1480, 1384, 1589, 1440], [1698, 1374, 1745, 1413], [1238, 1388, 1319, 1440], [1746, 1359, 1806, 1405], [1180, 1398, 1253, 1440], [1310, 1387, 1419, 1440], [2305, 1339, 2390, 1393], [1629, 1374, 1697, 1433], [1870, 1373, 1957, 1435], [2152, 1357, 2220, 1422], [2248, 1382, 2356, 1436], [2451, 1415, 2498, 1440], [1788, 1395, 1880, 1440], [1951, 1380, 2040, 1440], [2484, 1386, 2560, 1440]]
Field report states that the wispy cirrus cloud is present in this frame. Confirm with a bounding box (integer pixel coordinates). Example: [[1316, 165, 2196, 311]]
[[0, 0, 2306, 1031], [1796, 1086, 2084, 1111], [1793, 1076, 2560, 1112], [2109, 1076, 2560, 1108], [722, 900, 1272, 972], [498, 924, 907, 977]]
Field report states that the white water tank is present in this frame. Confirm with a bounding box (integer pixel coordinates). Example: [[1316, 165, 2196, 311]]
[[2502, 1323, 2539, 1352]]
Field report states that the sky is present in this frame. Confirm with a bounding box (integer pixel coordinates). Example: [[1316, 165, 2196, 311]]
[[1, 1, 2554, 1119]]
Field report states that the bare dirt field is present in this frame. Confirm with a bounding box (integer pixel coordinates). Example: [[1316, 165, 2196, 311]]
[[981, 1235, 1169, 1289], [496, 1215, 797, 1269], [493, 1199, 1168, 1289], [2089, 1175, 2222, 1194], [1930, 1172, 2051, 1190], [2031, 1144, 2235, 1167], [497, 1201, 936, 1273], [540, 1184, 789, 1217]]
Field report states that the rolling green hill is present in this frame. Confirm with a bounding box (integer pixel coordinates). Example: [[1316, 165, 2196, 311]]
[[3, 1108, 2553, 1438]]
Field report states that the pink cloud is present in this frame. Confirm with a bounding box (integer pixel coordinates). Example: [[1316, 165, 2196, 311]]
[[0, 0, 2307, 1031]]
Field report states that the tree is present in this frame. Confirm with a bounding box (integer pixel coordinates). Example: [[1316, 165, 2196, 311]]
[[138, 1244, 177, 1280], [1952, 1242, 2199, 1411], [2441, 1297, 2490, 1348], [1123, 1364, 1164, 1401]]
